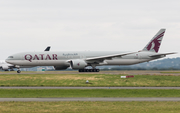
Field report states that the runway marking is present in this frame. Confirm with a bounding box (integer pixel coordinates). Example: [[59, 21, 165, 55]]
[[1, 87, 180, 89], [1, 98, 180, 102]]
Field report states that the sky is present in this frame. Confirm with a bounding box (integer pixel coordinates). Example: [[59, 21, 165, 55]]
[[0, 0, 180, 59]]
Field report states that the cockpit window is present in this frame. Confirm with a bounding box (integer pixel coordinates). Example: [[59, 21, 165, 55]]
[[8, 56, 13, 58]]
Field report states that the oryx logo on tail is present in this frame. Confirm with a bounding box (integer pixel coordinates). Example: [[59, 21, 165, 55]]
[[143, 29, 165, 53], [146, 31, 165, 52]]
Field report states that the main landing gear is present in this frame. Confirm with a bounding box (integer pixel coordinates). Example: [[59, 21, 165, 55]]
[[78, 69, 100, 72]]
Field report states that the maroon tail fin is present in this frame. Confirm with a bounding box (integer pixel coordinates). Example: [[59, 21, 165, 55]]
[[143, 29, 165, 53]]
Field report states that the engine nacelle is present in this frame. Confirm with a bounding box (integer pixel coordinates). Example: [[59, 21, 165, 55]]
[[2, 65, 9, 70], [70, 59, 87, 69], [54, 65, 69, 70]]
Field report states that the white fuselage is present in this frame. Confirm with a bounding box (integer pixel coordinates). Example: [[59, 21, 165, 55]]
[[5, 51, 164, 68]]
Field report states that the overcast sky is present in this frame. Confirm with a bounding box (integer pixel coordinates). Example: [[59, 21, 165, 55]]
[[0, 0, 180, 59]]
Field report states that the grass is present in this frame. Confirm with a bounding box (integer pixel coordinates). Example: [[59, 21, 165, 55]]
[[0, 101, 180, 113], [1, 74, 180, 86], [161, 72, 180, 73], [0, 89, 180, 97], [1, 72, 180, 113]]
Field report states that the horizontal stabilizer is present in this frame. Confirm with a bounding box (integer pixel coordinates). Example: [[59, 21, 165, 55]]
[[149, 52, 177, 57]]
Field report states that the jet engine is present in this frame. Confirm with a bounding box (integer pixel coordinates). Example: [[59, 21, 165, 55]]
[[2, 65, 9, 71], [70, 59, 87, 69], [54, 65, 69, 70]]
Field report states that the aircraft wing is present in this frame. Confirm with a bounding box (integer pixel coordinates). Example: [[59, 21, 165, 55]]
[[85, 52, 137, 62], [149, 52, 177, 57]]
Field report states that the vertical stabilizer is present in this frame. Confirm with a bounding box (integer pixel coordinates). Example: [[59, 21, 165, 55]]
[[44, 46, 51, 51], [142, 29, 165, 53]]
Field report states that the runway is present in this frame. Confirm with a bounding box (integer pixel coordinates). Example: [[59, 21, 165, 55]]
[[1, 97, 180, 102], [1, 87, 180, 89]]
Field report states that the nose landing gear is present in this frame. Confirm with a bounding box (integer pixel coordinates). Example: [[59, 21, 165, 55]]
[[17, 69, 21, 73], [15, 66, 21, 73]]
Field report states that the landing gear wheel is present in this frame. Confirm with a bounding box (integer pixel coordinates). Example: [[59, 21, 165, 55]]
[[97, 69, 100, 72], [17, 70, 21, 73], [89, 69, 93, 72]]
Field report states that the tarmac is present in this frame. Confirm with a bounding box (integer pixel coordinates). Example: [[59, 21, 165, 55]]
[[1, 87, 180, 89], [1, 70, 180, 76]]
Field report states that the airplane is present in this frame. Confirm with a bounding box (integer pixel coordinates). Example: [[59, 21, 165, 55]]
[[5, 29, 176, 73], [0, 46, 51, 71]]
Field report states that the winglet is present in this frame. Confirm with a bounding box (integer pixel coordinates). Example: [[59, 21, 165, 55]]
[[143, 29, 166, 53]]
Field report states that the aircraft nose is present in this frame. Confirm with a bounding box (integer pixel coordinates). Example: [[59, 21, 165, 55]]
[[5, 59, 14, 65], [5, 57, 13, 64], [5, 59, 10, 63]]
